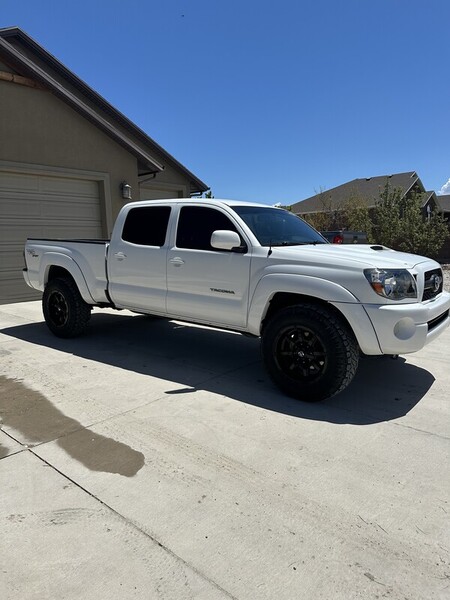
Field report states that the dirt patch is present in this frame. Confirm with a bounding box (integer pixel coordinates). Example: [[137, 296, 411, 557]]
[[0, 376, 144, 477]]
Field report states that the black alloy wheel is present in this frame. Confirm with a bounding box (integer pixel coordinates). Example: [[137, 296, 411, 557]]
[[43, 277, 91, 338], [47, 290, 70, 328], [274, 324, 327, 382], [261, 303, 359, 402]]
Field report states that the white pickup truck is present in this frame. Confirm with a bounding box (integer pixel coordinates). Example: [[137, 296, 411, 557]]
[[23, 199, 450, 401]]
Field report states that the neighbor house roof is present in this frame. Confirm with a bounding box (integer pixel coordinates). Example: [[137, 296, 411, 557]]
[[292, 171, 422, 214], [0, 27, 208, 194], [436, 195, 450, 213], [422, 191, 437, 208]]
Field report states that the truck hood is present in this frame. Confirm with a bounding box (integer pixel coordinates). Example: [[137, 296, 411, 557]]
[[269, 244, 432, 270]]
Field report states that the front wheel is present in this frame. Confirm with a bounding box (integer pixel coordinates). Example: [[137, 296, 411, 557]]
[[261, 304, 359, 402], [43, 277, 91, 338]]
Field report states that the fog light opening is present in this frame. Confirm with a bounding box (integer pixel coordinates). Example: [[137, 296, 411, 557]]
[[393, 318, 416, 341]]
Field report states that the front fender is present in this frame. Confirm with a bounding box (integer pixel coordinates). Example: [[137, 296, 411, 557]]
[[247, 273, 381, 354], [41, 252, 95, 304]]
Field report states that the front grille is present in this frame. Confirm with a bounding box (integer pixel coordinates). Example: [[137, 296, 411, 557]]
[[422, 268, 444, 301]]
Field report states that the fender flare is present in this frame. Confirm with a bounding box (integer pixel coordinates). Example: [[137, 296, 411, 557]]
[[41, 252, 95, 304], [247, 273, 381, 354], [248, 274, 358, 328]]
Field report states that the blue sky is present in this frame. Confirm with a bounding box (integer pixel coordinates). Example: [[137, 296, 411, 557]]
[[2, 0, 449, 204]]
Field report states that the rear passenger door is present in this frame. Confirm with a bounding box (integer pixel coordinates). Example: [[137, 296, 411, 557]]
[[166, 205, 251, 328], [108, 205, 171, 312]]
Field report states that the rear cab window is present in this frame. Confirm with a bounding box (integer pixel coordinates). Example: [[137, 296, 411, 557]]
[[122, 206, 171, 246]]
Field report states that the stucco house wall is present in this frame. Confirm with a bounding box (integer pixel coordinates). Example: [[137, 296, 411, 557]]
[[0, 27, 208, 303]]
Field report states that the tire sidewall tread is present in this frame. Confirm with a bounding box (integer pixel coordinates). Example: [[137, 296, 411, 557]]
[[43, 277, 91, 338], [262, 303, 359, 402]]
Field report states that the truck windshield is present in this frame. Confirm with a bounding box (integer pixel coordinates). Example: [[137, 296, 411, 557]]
[[231, 206, 327, 247]]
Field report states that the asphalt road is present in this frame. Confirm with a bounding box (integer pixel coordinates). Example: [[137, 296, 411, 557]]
[[0, 301, 449, 599]]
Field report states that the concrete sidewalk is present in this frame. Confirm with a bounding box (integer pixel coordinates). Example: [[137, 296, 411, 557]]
[[1, 301, 449, 599]]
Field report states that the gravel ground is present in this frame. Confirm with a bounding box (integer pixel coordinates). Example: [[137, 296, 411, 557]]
[[443, 264, 450, 292]]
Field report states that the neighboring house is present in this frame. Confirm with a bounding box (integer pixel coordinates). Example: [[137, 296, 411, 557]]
[[291, 171, 450, 260], [291, 171, 439, 219], [0, 27, 208, 304], [436, 194, 450, 220]]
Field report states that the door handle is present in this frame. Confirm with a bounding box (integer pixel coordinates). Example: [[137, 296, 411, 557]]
[[114, 252, 127, 260], [169, 257, 185, 266]]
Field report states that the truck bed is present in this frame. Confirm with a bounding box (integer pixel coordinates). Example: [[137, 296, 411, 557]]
[[24, 238, 110, 304]]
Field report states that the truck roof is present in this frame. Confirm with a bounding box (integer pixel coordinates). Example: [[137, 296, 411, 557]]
[[125, 199, 279, 210]]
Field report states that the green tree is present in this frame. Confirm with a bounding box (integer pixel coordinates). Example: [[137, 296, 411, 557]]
[[372, 184, 448, 258], [342, 194, 373, 241], [302, 211, 334, 232], [372, 185, 403, 248], [301, 189, 344, 231]]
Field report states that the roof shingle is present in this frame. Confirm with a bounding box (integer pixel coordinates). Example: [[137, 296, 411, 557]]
[[292, 172, 420, 214], [436, 195, 450, 213]]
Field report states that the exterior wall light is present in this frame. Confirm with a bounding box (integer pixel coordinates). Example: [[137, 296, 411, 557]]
[[121, 182, 132, 200]]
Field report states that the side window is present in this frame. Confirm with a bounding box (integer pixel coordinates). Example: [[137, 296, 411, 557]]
[[122, 206, 171, 246], [176, 206, 241, 251]]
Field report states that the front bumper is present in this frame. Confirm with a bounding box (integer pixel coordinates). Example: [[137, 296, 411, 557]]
[[362, 291, 450, 354]]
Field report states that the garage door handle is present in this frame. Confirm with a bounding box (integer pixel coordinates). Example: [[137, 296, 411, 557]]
[[114, 252, 127, 260]]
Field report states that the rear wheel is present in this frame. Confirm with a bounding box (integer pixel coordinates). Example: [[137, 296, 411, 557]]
[[43, 277, 91, 338], [262, 304, 359, 401]]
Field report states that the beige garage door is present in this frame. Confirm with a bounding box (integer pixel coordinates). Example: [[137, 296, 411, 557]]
[[0, 169, 103, 304]]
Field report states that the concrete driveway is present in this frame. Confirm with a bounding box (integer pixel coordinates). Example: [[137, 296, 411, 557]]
[[0, 301, 449, 600]]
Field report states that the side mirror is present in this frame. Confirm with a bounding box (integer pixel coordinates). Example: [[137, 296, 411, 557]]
[[210, 230, 245, 252]]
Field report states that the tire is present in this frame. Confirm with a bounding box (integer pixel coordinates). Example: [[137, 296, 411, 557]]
[[42, 277, 91, 338], [261, 304, 359, 402]]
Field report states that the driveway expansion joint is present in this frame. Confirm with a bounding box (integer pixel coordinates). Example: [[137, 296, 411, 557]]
[[29, 448, 238, 600]]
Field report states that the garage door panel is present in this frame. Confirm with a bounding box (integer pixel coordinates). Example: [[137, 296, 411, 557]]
[[0, 169, 103, 304], [1, 245, 38, 302], [0, 249, 25, 279], [0, 194, 101, 220], [0, 196, 42, 217], [41, 176, 99, 198], [1, 224, 41, 243], [0, 172, 40, 193], [0, 276, 39, 303], [1, 223, 103, 242], [140, 187, 180, 200], [40, 199, 101, 221], [41, 224, 102, 238]]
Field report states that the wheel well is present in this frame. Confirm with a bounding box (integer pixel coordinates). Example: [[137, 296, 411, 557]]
[[262, 292, 354, 337], [46, 266, 74, 285]]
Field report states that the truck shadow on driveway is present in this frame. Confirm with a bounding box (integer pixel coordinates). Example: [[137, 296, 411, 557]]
[[2, 311, 435, 426]]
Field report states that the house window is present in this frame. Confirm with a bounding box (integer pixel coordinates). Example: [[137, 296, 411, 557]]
[[122, 206, 171, 246]]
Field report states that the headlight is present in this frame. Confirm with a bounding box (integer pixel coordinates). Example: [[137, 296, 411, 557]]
[[364, 268, 417, 300]]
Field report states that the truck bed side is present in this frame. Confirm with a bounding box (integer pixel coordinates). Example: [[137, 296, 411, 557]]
[[24, 238, 109, 304]]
